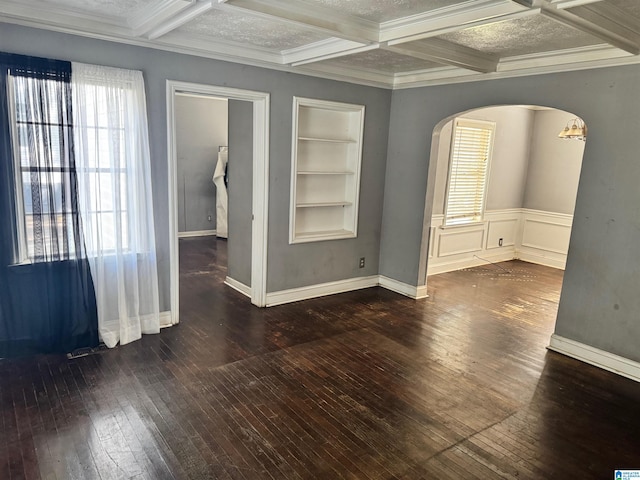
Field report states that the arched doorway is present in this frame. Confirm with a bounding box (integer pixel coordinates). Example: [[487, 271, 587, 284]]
[[422, 105, 586, 280]]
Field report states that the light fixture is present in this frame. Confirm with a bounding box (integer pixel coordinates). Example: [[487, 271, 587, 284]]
[[558, 117, 587, 141]]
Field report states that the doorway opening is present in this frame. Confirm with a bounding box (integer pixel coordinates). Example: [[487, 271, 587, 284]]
[[422, 105, 586, 283], [173, 93, 229, 318], [167, 81, 270, 325]]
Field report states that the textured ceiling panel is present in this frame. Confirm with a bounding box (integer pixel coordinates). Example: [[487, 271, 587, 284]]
[[601, 0, 640, 20], [323, 49, 441, 73], [297, 0, 467, 23], [176, 9, 329, 49], [40, 0, 154, 17], [437, 15, 603, 58]]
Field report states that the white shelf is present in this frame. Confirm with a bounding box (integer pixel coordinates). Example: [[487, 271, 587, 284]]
[[297, 170, 354, 175], [293, 229, 355, 243], [296, 201, 352, 208], [298, 136, 356, 144], [290, 97, 364, 244]]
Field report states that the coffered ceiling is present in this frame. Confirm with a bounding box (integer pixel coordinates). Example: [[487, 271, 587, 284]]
[[1, 0, 640, 89]]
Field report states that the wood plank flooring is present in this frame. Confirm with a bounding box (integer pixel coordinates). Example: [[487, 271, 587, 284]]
[[2, 235, 640, 479]]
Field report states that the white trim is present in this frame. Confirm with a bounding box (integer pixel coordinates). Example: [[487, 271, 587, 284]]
[[378, 276, 428, 299], [213, 0, 379, 44], [129, 0, 193, 36], [159, 311, 173, 328], [548, 334, 640, 383], [224, 276, 252, 297], [265, 274, 431, 306], [428, 250, 515, 276], [521, 208, 574, 221], [167, 80, 270, 327], [426, 208, 573, 275], [177, 229, 217, 238], [289, 96, 365, 244], [379, 0, 528, 43], [516, 249, 567, 270], [265, 276, 378, 307], [146, 1, 214, 40], [6, 4, 640, 90], [282, 38, 372, 65], [520, 219, 571, 254]]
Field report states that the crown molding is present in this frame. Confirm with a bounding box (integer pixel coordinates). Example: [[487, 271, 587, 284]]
[[296, 62, 394, 89], [498, 43, 631, 71], [158, 31, 285, 64], [392, 44, 640, 89], [0, 0, 125, 30], [2, 2, 640, 91]]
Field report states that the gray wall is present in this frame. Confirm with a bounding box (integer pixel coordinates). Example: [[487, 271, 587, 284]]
[[432, 106, 534, 215], [175, 94, 228, 233], [380, 64, 640, 363], [0, 22, 391, 306], [524, 109, 585, 214], [227, 100, 252, 286]]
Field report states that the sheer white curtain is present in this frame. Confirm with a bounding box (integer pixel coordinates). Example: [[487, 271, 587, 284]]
[[72, 63, 160, 347]]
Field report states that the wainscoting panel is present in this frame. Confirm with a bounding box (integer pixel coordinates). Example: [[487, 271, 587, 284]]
[[486, 218, 519, 249], [437, 227, 485, 257], [518, 209, 573, 269], [521, 219, 571, 254], [427, 208, 572, 275]]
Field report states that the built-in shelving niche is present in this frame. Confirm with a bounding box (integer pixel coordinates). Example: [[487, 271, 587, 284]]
[[290, 97, 365, 243]]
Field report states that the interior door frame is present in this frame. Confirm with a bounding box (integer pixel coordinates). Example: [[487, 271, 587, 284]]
[[166, 80, 270, 321]]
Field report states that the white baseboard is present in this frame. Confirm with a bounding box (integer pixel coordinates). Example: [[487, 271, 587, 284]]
[[428, 250, 515, 276], [548, 334, 640, 383], [266, 276, 379, 307], [159, 311, 173, 327], [224, 276, 251, 297], [379, 275, 428, 299], [516, 248, 566, 270], [178, 229, 217, 238]]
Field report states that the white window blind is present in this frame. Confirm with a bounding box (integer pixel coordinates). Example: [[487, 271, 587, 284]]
[[444, 118, 495, 225]]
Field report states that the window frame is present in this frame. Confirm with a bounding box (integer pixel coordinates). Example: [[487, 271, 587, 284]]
[[7, 72, 30, 264], [443, 117, 495, 227], [7, 72, 132, 264]]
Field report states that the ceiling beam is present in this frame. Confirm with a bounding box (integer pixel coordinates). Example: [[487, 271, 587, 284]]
[[541, 2, 640, 54], [146, 1, 213, 39], [129, 0, 194, 36], [289, 44, 379, 67], [551, 0, 604, 8], [282, 39, 376, 66], [509, 0, 544, 7], [383, 38, 499, 73], [219, 0, 379, 43], [380, 0, 532, 43]]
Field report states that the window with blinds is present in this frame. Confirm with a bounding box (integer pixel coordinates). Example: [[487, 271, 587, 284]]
[[444, 118, 495, 226]]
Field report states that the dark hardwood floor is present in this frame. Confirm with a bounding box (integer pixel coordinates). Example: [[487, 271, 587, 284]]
[[2, 235, 640, 479]]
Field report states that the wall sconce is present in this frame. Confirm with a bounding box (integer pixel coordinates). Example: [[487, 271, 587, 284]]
[[558, 117, 587, 141]]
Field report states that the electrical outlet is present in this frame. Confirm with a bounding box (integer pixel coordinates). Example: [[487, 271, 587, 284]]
[[498, 238, 503, 247], [359, 257, 365, 268]]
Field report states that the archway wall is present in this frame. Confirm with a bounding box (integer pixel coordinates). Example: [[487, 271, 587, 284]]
[[379, 63, 640, 363], [426, 106, 584, 275]]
